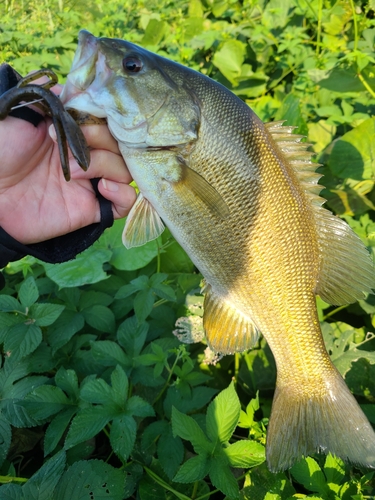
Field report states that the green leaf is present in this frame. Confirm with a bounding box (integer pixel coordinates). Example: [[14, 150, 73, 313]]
[[172, 407, 211, 454], [158, 427, 184, 479], [54, 367, 79, 400], [209, 456, 239, 499], [110, 365, 128, 407], [117, 316, 148, 356], [0, 295, 23, 312], [0, 483, 23, 499], [224, 440, 265, 468], [30, 303, 65, 327], [110, 415, 136, 461], [290, 457, 329, 496], [82, 305, 115, 333], [324, 453, 345, 485], [80, 378, 115, 406], [23, 385, 71, 420], [206, 381, 240, 444], [22, 450, 66, 500], [65, 407, 112, 449], [173, 455, 210, 483], [142, 19, 168, 47], [328, 118, 375, 180], [127, 396, 155, 417], [44, 407, 77, 457], [318, 66, 375, 93], [90, 340, 131, 368], [109, 222, 159, 271], [4, 323, 42, 361], [46, 311, 84, 353], [0, 415, 11, 468], [134, 290, 155, 323], [43, 248, 111, 287], [213, 40, 246, 85], [55, 460, 126, 500], [18, 277, 39, 307]]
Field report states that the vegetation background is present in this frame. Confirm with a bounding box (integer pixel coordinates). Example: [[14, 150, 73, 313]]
[[0, 0, 375, 498]]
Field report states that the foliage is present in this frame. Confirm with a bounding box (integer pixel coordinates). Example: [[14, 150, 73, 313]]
[[0, 0, 375, 498]]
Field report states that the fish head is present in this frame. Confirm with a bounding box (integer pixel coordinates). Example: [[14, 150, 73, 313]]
[[61, 30, 199, 147]]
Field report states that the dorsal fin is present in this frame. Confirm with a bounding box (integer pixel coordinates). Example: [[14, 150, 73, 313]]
[[265, 121, 375, 305]]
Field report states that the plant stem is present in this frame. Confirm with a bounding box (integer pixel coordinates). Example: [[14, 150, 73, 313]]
[[144, 466, 191, 500], [357, 71, 375, 99], [349, 0, 358, 52], [316, 0, 323, 57], [152, 351, 181, 405], [323, 305, 347, 320], [0, 475, 28, 484]]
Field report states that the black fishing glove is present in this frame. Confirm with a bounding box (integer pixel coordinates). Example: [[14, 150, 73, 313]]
[[0, 63, 114, 288]]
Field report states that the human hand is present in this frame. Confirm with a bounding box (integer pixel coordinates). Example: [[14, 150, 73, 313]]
[[0, 84, 136, 245]]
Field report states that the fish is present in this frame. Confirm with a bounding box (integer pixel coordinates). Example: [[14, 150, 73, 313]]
[[61, 30, 375, 472]]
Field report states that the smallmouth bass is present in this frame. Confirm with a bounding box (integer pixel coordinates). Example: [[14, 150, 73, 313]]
[[61, 30, 375, 471]]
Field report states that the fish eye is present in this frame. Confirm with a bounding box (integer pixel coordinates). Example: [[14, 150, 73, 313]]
[[123, 56, 143, 73]]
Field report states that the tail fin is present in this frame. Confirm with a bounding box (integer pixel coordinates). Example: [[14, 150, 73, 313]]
[[266, 371, 375, 472]]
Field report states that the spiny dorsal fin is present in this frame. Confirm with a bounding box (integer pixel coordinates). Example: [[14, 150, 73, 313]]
[[265, 121, 375, 304], [203, 284, 259, 355]]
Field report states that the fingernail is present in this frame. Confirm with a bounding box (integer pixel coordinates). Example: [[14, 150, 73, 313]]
[[48, 124, 57, 142], [102, 178, 119, 192]]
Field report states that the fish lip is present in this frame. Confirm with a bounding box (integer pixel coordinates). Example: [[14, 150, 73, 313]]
[[60, 30, 99, 104]]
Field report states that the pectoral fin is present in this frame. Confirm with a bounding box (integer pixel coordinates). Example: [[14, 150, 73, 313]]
[[203, 285, 259, 355], [122, 193, 165, 249], [175, 157, 230, 220]]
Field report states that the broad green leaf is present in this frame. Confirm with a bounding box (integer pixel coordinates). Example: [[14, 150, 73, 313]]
[[65, 407, 112, 449], [0, 483, 23, 499], [328, 118, 375, 180], [127, 396, 155, 417], [18, 277, 39, 308], [80, 378, 115, 406], [209, 456, 239, 499], [110, 225, 159, 271], [54, 367, 79, 400], [23, 385, 71, 420], [46, 311, 84, 353], [30, 303, 65, 327], [55, 460, 125, 500], [206, 381, 240, 444], [164, 386, 218, 418], [225, 440, 265, 468], [134, 290, 155, 323], [212, 40, 246, 85], [290, 457, 329, 496], [318, 66, 375, 93], [0, 415, 11, 468], [0, 295, 23, 312], [274, 93, 308, 135], [44, 407, 77, 456], [324, 453, 345, 485], [173, 455, 210, 483], [117, 316, 148, 356], [4, 323, 42, 361], [43, 248, 111, 287], [242, 463, 296, 500], [90, 340, 131, 368], [142, 19, 168, 47], [82, 304, 115, 333], [110, 415, 136, 461], [22, 450, 66, 500], [110, 365, 128, 407], [158, 427, 184, 479], [172, 407, 212, 454]]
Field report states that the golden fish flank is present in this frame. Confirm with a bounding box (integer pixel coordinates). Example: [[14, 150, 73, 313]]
[[61, 30, 375, 471]]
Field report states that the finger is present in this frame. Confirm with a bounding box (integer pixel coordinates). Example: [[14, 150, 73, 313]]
[[69, 149, 132, 184], [99, 179, 137, 219], [80, 123, 120, 153]]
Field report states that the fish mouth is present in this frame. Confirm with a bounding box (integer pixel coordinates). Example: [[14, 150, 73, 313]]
[[61, 30, 112, 118]]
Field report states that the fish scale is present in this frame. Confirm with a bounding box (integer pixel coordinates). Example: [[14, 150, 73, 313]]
[[62, 30, 375, 471]]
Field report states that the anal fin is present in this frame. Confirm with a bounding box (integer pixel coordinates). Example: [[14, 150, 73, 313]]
[[122, 193, 165, 249], [203, 285, 259, 355]]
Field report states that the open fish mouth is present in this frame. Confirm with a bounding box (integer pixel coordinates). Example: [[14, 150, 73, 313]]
[[60, 31, 111, 118]]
